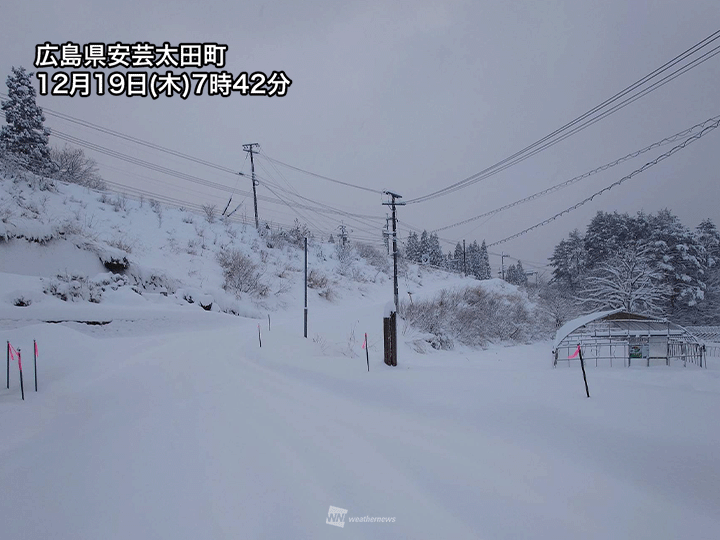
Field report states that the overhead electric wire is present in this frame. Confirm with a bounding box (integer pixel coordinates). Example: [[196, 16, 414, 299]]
[[431, 114, 720, 233], [406, 30, 720, 205], [487, 116, 720, 247], [14, 97, 241, 176], [262, 153, 383, 194], [257, 168, 384, 239], [49, 127, 384, 222]]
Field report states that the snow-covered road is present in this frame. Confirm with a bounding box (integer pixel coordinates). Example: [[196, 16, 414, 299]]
[[1, 308, 719, 539]]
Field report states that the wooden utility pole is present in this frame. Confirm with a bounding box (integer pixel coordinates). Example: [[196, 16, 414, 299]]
[[337, 222, 351, 246], [382, 191, 405, 314], [243, 143, 260, 230]]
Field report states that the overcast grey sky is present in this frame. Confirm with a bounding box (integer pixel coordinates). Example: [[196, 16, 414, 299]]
[[2, 0, 719, 275]]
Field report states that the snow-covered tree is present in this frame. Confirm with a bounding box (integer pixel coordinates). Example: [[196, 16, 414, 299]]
[[505, 263, 517, 283], [691, 219, 720, 323], [466, 240, 487, 279], [584, 211, 646, 270], [454, 242, 464, 273], [328, 234, 335, 243], [646, 209, 705, 317], [576, 242, 669, 315], [478, 240, 491, 280], [549, 229, 586, 291], [0, 66, 52, 174], [50, 145, 105, 189], [539, 282, 577, 329], [428, 232, 444, 267], [419, 230, 430, 263], [507, 260, 528, 287], [406, 232, 420, 262]]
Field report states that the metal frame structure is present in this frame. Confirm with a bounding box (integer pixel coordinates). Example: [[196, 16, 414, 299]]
[[553, 309, 706, 368]]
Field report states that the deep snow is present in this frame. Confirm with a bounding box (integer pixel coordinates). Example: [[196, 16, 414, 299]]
[[1, 176, 719, 539]]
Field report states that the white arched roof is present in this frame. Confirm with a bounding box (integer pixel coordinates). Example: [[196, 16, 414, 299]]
[[553, 308, 623, 349]]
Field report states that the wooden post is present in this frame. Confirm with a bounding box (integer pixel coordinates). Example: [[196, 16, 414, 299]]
[[258, 324, 262, 348], [578, 347, 590, 398], [383, 317, 392, 366]]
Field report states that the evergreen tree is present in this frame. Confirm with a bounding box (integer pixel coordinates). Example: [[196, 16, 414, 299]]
[[419, 230, 430, 264], [0, 66, 52, 174], [428, 232, 444, 267], [505, 263, 518, 283], [479, 240, 491, 280], [584, 211, 638, 270], [453, 242, 463, 271], [549, 229, 586, 292], [692, 219, 720, 323], [514, 261, 528, 287], [467, 240, 482, 279], [328, 234, 335, 243], [646, 209, 705, 317], [406, 232, 420, 262]]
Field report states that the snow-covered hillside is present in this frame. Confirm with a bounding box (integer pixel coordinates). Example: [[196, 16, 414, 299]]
[[2, 174, 720, 539]]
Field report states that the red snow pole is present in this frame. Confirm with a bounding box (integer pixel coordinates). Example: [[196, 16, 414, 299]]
[[34, 340, 38, 392]]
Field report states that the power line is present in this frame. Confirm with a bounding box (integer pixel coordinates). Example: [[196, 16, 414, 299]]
[[431, 114, 720, 233], [487, 117, 720, 247], [406, 30, 720, 204], [48, 127, 383, 222], [1, 93, 387, 228], [262, 153, 383, 194], [0, 96, 240, 176]]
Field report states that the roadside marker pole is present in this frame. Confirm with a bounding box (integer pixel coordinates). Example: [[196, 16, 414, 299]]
[[34, 340, 38, 392], [578, 346, 590, 398], [18, 348, 24, 401], [364, 333, 369, 372]]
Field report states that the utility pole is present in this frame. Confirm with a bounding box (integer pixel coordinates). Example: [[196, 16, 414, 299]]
[[337, 221, 352, 246], [383, 214, 391, 255], [382, 191, 405, 314], [501, 252, 507, 281], [243, 143, 260, 230]]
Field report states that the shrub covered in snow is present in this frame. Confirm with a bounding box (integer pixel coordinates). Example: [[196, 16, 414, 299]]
[[216, 248, 268, 298], [401, 284, 552, 349], [43, 272, 128, 303]]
